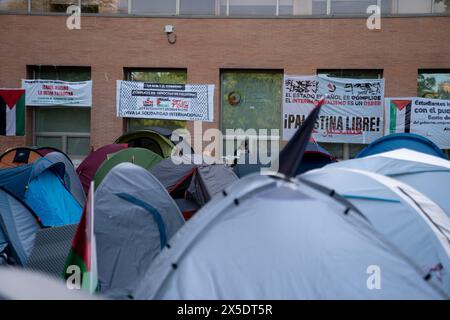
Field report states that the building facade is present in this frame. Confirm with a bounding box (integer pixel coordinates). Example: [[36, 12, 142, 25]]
[[0, 0, 449, 159]]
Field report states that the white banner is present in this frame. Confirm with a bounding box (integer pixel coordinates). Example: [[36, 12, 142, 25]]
[[22, 79, 92, 107], [116, 81, 214, 122], [385, 97, 450, 149], [283, 75, 384, 143]]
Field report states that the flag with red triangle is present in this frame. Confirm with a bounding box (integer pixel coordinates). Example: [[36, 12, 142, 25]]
[[0, 89, 25, 136]]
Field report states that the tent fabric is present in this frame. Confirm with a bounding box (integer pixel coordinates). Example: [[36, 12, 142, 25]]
[[0, 147, 42, 169], [33, 147, 73, 163], [76, 143, 128, 194], [0, 188, 41, 265], [93, 148, 163, 188], [0, 158, 82, 227], [322, 148, 450, 217], [26, 224, 78, 277], [115, 130, 175, 158], [150, 154, 238, 214], [233, 142, 335, 178], [94, 163, 184, 299], [187, 165, 239, 206], [24, 170, 82, 227], [149, 155, 200, 193], [134, 174, 446, 299], [0, 159, 65, 200], [357, 133, 447, 159], [302, 167, 450, 295], [45, 152, 86, 207]]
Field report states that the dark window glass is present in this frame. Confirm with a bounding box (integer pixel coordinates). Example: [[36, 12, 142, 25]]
[[318, 69, 383, 79], [81, 0, 128, 13]]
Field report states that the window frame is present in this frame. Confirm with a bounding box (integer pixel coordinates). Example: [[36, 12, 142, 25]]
[[4, 0, 448, 16], [220, 68, 283, 158], [27, 65, 92, 159]]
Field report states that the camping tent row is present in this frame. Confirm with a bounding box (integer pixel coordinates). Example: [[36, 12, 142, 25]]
[[2, 123, 450, 299], [130, 117, 450, 299]]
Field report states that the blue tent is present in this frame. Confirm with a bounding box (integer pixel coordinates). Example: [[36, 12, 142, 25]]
[[357, 133, 447, 159], [0, 158, 82, 227]]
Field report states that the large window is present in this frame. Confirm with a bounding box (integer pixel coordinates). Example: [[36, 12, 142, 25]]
[[317, 69, 383, 159], [124, 68, 188, 132], [221, 70, 282, 157], [418, 70, 450, 99], [28, 66, 91, 158]]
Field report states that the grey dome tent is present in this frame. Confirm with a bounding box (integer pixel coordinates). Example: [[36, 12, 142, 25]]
[[134, 102, 446, 300], [133, 173, 446, 299], [302, 166, 450, 295], [94, 162, 185, 299], [150, 154, 238, 219], [45, 151, 86, 207], [320, 148, 450, 217], [0, 188, 41, 266]]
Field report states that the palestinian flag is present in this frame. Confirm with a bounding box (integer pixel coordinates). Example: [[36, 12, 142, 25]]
[[0, 89, 25, 136], [65, 181, 98, 294], [389, 100, 412, 134]]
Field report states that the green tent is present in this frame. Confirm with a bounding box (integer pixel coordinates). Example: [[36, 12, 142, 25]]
[[94, 148, 163, 188], [115, 130, 175, 158]]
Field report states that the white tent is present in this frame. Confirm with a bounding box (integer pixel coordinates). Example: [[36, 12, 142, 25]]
[[133, 173, 446, 299], [302, 167, 450, 295], [322, 148, 450, 217]]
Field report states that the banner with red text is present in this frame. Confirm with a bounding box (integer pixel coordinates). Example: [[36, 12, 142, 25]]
[[22, 79, 92, 107], [283, 75, 384, 143]]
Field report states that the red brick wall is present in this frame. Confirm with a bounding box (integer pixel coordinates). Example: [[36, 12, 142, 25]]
[[0, 14, 449, 152]]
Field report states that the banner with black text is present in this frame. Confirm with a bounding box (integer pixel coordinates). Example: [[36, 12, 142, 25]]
[[283, 75, 384, 143], [116, 81, 214, 122]]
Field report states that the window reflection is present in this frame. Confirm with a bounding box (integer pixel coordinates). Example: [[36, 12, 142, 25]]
[[0, 0, 28, 11]]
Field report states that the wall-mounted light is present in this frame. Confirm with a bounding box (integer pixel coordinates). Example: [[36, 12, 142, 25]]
[[165, 25, 176, 44]]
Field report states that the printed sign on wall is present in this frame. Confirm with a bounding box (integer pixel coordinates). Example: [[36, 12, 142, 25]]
[[117, 81, 214, 122], [283, 75, 385, 143], [22, 80, 92, 107], [386, 97, 450, 149]]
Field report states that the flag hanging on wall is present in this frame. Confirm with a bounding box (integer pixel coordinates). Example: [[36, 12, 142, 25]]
[[0, 89, 26, 136]]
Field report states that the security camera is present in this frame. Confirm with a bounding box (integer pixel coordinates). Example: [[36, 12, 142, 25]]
[[165, 25, 174, 33], [165, 25, 176, 44]]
